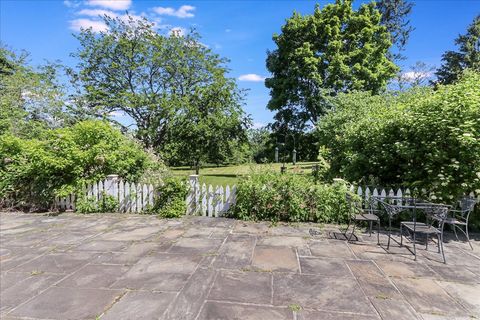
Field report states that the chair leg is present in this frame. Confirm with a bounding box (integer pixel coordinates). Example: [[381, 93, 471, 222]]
[[437, 234, 440, 253], [387, 218, 392, 250], [369, 221, 373, 237], [348, 223, 357, 242], [400, 224, 403, 247], [426, 234, 429, 250], [377, 219, 380, 245], [413, 231, 417, 261], [344, 218, 351, 237], [465, 225, 473, 250], [453, 224, 459, 241], [439, 233, 446, 264], [457, 224, 474, 250]]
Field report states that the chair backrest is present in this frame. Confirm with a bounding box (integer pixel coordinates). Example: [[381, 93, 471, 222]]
[[346, 193, 365, 217], [424, 204, 450, 227], [376, 199, 404, 217], [458, 197, 477, 216]]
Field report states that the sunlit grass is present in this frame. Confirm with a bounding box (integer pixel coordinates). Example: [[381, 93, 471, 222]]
[[170, 162, 319, 186]]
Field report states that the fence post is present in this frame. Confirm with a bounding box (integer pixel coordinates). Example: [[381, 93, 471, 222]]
[[187, 175, 199, 215]]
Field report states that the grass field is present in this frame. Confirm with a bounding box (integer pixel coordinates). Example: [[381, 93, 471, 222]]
[[170, 162, 319, 186]]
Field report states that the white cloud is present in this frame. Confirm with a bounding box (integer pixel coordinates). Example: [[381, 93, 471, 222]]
[[169, 27, 186, 37], [63, 0, 80, 8], [153, 5, 195, 18], [86, 0, 131, 10], [225, 28, 231, 33], [69, 18, 108, 32], [78, 9, 118, 18], [238, 74, 266, 82], [252, 122, 265, 129], [109, 110, 126, 117], [401, 71, 433, 81]]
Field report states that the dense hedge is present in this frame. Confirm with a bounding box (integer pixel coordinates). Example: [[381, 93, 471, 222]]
[[0, 120, 158, 211], [230, 171, 350, 223], [148, 177, 189, 218], [318, 71, 480, 202]]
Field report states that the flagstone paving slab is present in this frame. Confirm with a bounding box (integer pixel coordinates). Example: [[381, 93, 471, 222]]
[[110, 253, 201, 291], [436, 281, 480, 317], [375, 260, 435, 278], [212, 234, 256, 269], [209, 270, 272, 304], [296, 310, 380, 320], [393, 277, 468, 316], [252, 246, 299, 272], [197, 302, 293, 320], [0, 274, 63, 313], [101, 291, 177, 320], [168, 237, 223, 254], [298, 257, 351, 276], [9, 287, 123, 320], [309, 240, 355, 258], [11, 252, 94, 274], [369, 298, 421, 320], [272, 273, 377, 315], [55, 264, 130, 289], [1, 212, 479, 320], [163, 267, 217, 320]]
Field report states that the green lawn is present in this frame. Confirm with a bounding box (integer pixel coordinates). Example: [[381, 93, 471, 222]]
[[170, 162, 319, 186]]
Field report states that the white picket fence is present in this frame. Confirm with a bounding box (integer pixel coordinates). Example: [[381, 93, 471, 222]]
[[54, 174, 236, 216], [348, 185, 479, 207], [186, 175, 236, 217], [55, 175, 155, 213], [54, 174, 476, 215]]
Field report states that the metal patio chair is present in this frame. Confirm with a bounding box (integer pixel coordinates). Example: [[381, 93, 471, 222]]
[[375, 197, 407, 250], [399, 203, 450, 264], [345, 193, 380, 244], [446, 197, 477, 250]]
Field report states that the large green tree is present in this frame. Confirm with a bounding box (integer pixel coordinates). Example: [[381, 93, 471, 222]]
[[0, 46, 70, 137], [435, 15, 480, 85], [376, 0, 414, 62], [72, 15, 248, 169], [265, 0, 398, 131]]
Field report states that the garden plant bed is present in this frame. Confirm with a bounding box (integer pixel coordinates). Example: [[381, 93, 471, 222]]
[[1, 212, 479, 320]]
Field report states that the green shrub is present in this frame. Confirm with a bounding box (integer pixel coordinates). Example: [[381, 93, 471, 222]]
[[76, 193, 119, 214], [149, 177, 189, 218], [0, 120, 160, 211], [318, 71, 480, 203], [230, 171, 350, 223]]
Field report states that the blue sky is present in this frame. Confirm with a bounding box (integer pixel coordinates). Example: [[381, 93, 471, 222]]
[[1, 0, 479, 128]]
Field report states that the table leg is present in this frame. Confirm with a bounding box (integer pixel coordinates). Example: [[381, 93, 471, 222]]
[[413, 207, 417, 261], [387, 216, 392, 250]]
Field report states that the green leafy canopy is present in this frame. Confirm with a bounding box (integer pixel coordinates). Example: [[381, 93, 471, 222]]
[[265, 0, 399, 130]]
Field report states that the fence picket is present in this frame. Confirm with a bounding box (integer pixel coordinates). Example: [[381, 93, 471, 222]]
[[98, 180, 104, 201], [118, 180, 125, 212], [124, 181, 131, 213], [141, 184, 148, 211], [207, 185, 213, 217], [92, 181, 98, 202], [136, 183, 142, 213], [232, 185, 237, 206], [224, 185, 231, 213], [216, 186, 223, 217], [148, 184, 154, 208], [201, 183, 207, 216]]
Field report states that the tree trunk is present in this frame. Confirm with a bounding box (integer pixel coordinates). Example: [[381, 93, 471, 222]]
[[195, 159, 200, 175]]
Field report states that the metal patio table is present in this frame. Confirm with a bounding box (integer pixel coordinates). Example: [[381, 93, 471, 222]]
[[374, 196, 449, 263]]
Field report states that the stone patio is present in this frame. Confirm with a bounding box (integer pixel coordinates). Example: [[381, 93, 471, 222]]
[[1, 212, 479, 320]]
